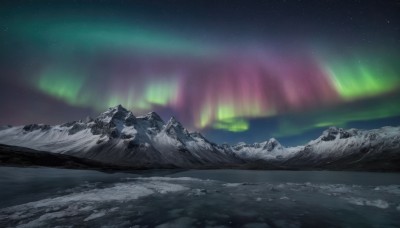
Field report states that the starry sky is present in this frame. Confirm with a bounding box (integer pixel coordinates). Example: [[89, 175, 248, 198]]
[[0, 0, 399, 146]]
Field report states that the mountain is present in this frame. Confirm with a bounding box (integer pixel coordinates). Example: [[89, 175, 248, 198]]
[[229, 138, 302, 161], [0, 105, 399, 171], [281, 126, 400, 171], [231, 126, 400, 171], [0, 105, 242, 168]]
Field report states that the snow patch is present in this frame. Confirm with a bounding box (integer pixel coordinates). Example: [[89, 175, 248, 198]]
[[374, 185, 400, 195], [346, 197, 389, 209], [84, 210, 107, 221], [223, 183, 243, 187]]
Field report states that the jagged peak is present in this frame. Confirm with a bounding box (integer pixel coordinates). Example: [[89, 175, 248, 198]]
[[142, 111, 164, 123], [259, 137, 279, 144], [165, 116, 183, 128], [163, 116, 191, 138], [262, 138, 282, 151], [96, 105, 136, 124], [320, 126, 353, 141], [168, 116, 178, 122], [109, 104, 128, 112], [99, 105, 129, 116], [269, 137, 278, 142]]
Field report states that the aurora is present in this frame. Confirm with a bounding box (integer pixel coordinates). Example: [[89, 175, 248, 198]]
[[0, 0, 399, 145]]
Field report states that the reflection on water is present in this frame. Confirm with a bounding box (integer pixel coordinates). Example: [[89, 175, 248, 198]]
[[0, 167, 399, 227]]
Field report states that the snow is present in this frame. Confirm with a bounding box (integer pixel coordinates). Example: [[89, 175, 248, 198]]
[[373, 185, 400, 195], [346, 197, 389, 209], [0, 105, 240, 167], [0, 126, 101, 154], [121, 125, 137, 136], [0, 104, 398, 167], [230, 139, 302, 161], [223, 183, 243, 187], [84, 211, 107, 221], [298, 126, 400, 161]]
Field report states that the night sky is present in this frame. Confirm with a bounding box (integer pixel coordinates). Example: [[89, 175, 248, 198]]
[[0, 0, 399, 146]]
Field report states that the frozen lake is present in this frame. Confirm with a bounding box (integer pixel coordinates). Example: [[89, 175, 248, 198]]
[[0, 167, 399, 227]]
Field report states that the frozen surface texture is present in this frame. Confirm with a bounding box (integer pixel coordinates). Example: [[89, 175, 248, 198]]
[[0, 168, 400, 227]]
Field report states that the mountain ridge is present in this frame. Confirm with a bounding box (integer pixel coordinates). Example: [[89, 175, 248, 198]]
[[0, 105, 399, 171]]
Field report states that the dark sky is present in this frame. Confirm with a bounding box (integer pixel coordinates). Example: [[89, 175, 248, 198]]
[[0, 0, 399, 146]]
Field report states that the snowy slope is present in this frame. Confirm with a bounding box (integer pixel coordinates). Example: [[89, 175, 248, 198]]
[[228, 126, 399, 165], [0, 105, 399, 170], [229, 138, 303, 161], [282, 126, 400, 169], [0, 105, 241, 168]]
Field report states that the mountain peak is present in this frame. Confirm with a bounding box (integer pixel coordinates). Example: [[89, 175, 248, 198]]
[[143, 112, 164, 123], [320, 126, 353, 141], [166, 116, 182, 128], [169, 116, 178, 122], [96, 105, 135, 124], [109, 104, 128, 112], [263, 138, 282, 151], [164, 116, 190, 138]]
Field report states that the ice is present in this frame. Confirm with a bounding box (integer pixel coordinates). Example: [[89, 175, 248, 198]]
[[346, 197, 389, 209], [1, 180, 189, 227], [84, 210, 107, 221], [16, 207, 80, 228], [365, 199, 389, 209], [13, 181, 185, 208], [346, 197, 365, 206], [140, 181, 188, 194], [189, 189, 207, 196], [1, 169, 400, 227], [316, 184, 354, 193], [223, 183, 243, 187], [131, 176, 205, 182], [374, 185, 400, 195], [29, 184, 155, 207]]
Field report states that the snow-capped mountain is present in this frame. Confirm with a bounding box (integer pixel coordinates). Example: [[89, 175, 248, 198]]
[[281, 126, 400, 170], [229, 138, 302, 161], [227, 126, 400, 170], [0, 105, 241, 168], [0, 105, 399, 170]]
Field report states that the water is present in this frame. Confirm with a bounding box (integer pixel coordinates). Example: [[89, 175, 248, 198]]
[[0, 167, 399, 227]]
